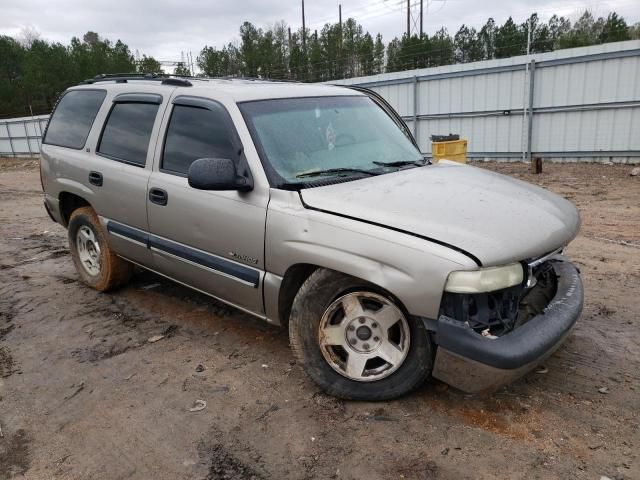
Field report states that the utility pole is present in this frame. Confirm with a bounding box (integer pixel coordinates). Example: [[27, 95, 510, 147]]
[[302, 0, 306, 49], [407, 0, 410, 37], [522, 17, 533, 162], [339, 4, 343, 50], [526, 16, 532, 55], [288, 27, 292, 48], [419, 0, 424, 37]]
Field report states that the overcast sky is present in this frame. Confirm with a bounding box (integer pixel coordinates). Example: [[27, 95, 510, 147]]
[[2, 0, 639, 68]]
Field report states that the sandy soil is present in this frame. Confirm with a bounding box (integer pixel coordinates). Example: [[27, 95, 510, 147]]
[[0, 158, 638, 480]]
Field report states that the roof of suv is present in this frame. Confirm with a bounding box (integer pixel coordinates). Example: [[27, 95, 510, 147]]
[[73, 77, 360, 103]]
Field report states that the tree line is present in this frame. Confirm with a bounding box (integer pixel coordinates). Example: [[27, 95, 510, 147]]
[[0, 31, 164, 117], [1, 11, 638, 117]]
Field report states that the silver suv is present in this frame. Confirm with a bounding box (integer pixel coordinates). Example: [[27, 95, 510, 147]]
[[41, 74, 583, 400]]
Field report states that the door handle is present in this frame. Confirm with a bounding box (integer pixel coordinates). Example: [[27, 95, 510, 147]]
[[148, 188, 168, 206], [88, 171, 103, 186]]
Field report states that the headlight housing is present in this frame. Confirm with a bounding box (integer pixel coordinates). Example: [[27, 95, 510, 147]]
[[444, 263, 524, 294]]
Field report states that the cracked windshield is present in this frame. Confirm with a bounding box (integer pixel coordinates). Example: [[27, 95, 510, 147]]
[[240, 96, 424, 183]]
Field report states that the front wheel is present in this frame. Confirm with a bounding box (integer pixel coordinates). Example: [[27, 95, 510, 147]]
[[289, 269, 434, 400]]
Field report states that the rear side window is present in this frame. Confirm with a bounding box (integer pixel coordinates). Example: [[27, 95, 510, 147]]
[[98, 102, 160, 166], [43, 90, 106, 149], [162, 104, 237, 175]]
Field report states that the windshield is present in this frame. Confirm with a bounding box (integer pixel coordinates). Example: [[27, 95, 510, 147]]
[[239, 96, 424, 186]]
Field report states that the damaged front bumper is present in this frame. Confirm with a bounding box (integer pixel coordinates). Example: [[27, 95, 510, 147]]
[[431, 258, 583, 393]]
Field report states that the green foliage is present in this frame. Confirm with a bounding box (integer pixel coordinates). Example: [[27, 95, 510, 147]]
[[173, 62, 191, 76], [373, 34, 385, 74], [454, 25, 483, 63], [478, 18, 496, 59], [495, 17, 525, 58], [137, 55, 163, 74], [198, 18, 386, 81], [0, 31, 136, 117], [0, 10, 636, 116], [197, 43, 240, 77], [600, 13, 631, 43], [384, 9, 632, 73]]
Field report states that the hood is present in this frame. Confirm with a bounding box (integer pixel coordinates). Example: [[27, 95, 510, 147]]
[[299, 161, 580, 266]]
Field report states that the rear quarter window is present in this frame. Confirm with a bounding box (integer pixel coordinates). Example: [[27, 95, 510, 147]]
[[43, 90, 106, 149]]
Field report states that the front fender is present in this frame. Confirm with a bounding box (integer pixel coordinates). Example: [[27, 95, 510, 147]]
[[265, 190, 477, 320]]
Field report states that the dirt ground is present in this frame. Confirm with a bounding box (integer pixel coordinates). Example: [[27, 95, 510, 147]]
[[0, 157, 638, 480]]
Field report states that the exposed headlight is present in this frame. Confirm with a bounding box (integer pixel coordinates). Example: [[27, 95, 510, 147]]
[[444, 263, 524, 294]]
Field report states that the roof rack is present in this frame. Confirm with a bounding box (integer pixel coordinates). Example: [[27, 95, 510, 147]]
[[217, 75, 302, 84], [80, 73, 305, 87], [81, 73, 193, 87]]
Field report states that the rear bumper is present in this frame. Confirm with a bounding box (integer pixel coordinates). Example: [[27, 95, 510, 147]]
[[432, 259, 583, 393]]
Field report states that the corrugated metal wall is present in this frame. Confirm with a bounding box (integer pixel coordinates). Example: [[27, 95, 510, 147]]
[[2, 42, 639, 163], [330, 40, 640, 164], [0, 115, 49, 156]]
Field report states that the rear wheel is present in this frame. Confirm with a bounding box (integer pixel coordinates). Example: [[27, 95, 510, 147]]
[[68, 206, 133, 291], [289, 268, 433, 400]]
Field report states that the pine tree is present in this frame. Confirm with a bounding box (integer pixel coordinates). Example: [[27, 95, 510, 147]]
[[137, 55, 163, 74], [373, 34, 385, 74], [495, 17, 525, 58], [599, 13, 630, 43]]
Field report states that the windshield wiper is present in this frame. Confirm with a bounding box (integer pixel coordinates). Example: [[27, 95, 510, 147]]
[[296, 168, 379, 179], [373, 159, 427, 167]]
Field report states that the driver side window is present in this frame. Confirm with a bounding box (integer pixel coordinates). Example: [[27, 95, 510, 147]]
[[162, 104, 237, 176]]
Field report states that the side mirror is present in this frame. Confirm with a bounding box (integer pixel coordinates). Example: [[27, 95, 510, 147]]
[[187, 158, 252, 192]]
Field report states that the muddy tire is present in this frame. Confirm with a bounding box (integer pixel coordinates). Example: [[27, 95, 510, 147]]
[[289, 268, 433, 401], [68, 206, 133, 291]]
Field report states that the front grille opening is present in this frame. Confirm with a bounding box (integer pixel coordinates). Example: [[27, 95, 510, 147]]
[[439, 261, 558, 337]]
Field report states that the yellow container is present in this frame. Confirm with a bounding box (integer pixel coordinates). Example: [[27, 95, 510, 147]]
[[431, 139, 467, 163]]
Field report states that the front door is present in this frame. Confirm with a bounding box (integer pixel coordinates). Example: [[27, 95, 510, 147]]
[[146, 96, 268, 315]]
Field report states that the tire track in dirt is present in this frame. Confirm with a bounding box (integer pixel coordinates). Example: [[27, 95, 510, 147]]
[[1, 161, 639, 479], [0, 429, 31, 478]]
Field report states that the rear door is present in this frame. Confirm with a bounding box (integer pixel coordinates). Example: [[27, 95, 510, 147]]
[[87, 90, 169, 266], [146, 95, 268, 315]]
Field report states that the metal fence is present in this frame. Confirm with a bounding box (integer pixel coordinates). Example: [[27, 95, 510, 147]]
[[0, 115, 49, 157], [330, 40, 640, 164], [2, 41, 639, 163]]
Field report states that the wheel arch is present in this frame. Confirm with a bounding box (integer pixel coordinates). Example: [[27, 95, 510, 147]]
[[59, 191, 92, 228], [275, 262, 413, 329], [277, 263, 319, 327]]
